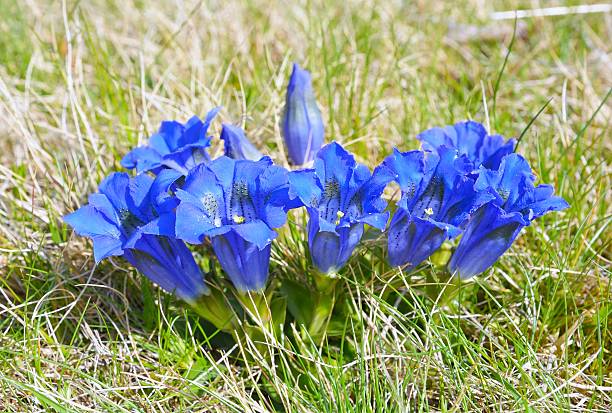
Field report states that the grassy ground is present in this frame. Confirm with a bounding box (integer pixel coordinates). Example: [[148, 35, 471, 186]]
[[0, 0, 610, 411]]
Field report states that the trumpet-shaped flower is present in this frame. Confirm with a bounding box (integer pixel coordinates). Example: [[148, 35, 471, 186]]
[[288, 142, 389, 274], [418, 121, 515, 170], [448, 154, 568, 279], [281, 63, 324, 165], [373, 147, 494, 268], [174, 156, 294, 291], [121, 107, 220, 175], [220, 123, 263, 161], [63, 173, 209, 301]]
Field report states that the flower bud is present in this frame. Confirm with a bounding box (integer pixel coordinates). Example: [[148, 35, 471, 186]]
[[282, 63, 324, 165]]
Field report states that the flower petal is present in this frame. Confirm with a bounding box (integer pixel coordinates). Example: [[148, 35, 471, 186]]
[[288, 169, 322, 208], [126, 235, 209, 300], [64, 205, 121, 239], [448, 202, 525, 279], [211, 232, 271, 291], [120, 147, 163, 173], [282, 63, 324, 165], [221, 123, 263, 161], [387, 209, 448, 268], [231, 220, 277, 250]]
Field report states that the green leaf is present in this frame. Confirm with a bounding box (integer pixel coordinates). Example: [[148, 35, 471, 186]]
[[280, 279, 315, 325]]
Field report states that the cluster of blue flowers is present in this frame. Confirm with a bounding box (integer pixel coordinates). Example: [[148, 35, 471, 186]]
[[64, 63, 568, 304]]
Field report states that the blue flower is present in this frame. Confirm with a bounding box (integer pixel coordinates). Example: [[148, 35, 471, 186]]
[[448, 153, 568, 279], [418, 121, 515, 170], [174, 156, 294, 291], [373, 147, 494, 269], [121, 107, 220, 175], [220, 123, 263, 160], [281, 63, 325, 165], [63, 172, 209, 301], [288, 142, 389, 274]]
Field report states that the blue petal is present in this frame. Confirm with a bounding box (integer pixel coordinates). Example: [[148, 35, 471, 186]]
[[341, 163, 372, 222], [87, 193, 121, 226], [180, 163, 225, 204], [258, 163, 290, 203], [231, 220, 277, 250], [128, 213, 177, 248], [161, 147, 210, 175], [309, 230, 342, 274], [480, 135, 515, 169], [126, 235, 209, 300], [206, 156, 237, 195], [202, 106, 222, 131], [120, 147, 163, 173], [356, 211, 389, 230], [91, 235, 124, 262], [288, 169, 322, 208], [122, 110, 219, 175], [448, 202, 525, 279], [221, 123, 263, 161], [308, 216, 364, 274], [177, 116, 206, 147], [64, 205, 121, 240], [445, 121, 488, 163], [64, 205, 124, 262], [155, 121, 183, 152], [335, 224, 365, 268], [515, 183, 569, 220], [387, 209, 448, 268], [313, 142, 355, 223], [150, 169, 182, 212], [359, 166, 392, 215], [128, 173, 155, 221], [211, 231, 271, 291], [257, 165, 292, 228], [417, 127, 452, 153], [282, 63, 325, 165], [527, 196, 569, 219], [437, 175, 495, 227], [98, 172, 131, 214], [176, 163, 226, 232], [418, 121, 486, 163], [314, 143, 359, 201], [174, 109, 219, 149], [175, 201, 226, 244], [410, 148, 471, 220], [228, 160, 269, 224], [418, 121, 514, 169], [376, 149, 426, 206], [97, 173, 152, 236], [475, 154, 535, 209]]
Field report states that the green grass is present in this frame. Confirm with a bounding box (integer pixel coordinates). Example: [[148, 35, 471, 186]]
[[0, 0, 610, 411]]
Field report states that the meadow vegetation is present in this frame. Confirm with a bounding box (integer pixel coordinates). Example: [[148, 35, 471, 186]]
[[0, 0, 610, 411]]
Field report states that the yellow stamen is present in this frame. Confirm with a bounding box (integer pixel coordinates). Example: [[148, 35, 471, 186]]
[[424, 207, 434, 216], [335, 210, 344, 225], [232, 215, 245, 224]]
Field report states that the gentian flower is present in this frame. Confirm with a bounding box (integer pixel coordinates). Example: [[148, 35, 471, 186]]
[[174, 156, 294, 291], [448, 154, 568, 279], [288, 142, 389, 274], [63, 172, 209, 301], [121, 107, 220, 175], [418, 121, 515, 170], [373, 147, 494, 268], [220, 123, 263, 160], [281, 63, 325, 165]]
